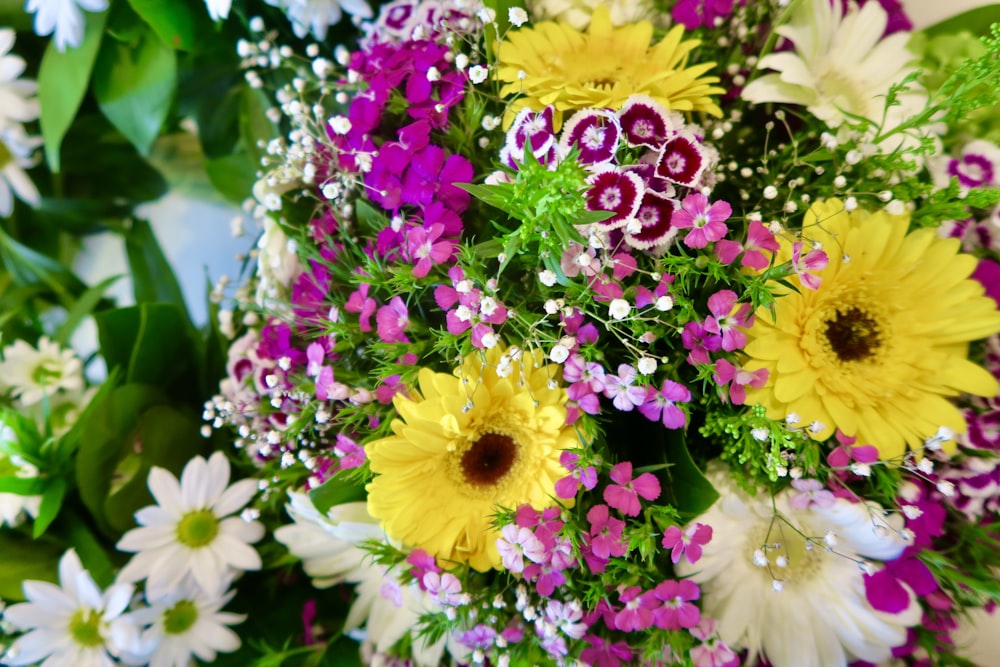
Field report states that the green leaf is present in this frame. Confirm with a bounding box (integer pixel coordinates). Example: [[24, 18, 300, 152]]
[[93, 25, 177, 155], [127, 0, 201, 50], [0, 226, 87, 302], [240, 84, 278, 174], [0, 531, 62, 600], [33, 476, 67, 538], [0, 477, 47, 495], [103, 404, 203, 533], [662, 429, 719, 518], [38, 9, 108, 172], [123, 219, 190, 318], [76, 383, 168, 534], [94, 303, 196, 391], [923, 5, 1000, 39], [205, 150, 257, 204], [52, 274, 122, 346], [63, 510, 117, 588], [309, 475, 367, 515]]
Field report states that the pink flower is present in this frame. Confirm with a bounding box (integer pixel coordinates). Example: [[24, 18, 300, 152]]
[[713, 359, 768, 405], [791, 241, 829, 290], [497, 524, 546, 573], [703, 290, 752, 352], [661, 522, 713, 565], [585, 504, 627, 560], [614, 586, 656, 632], [638, 379, 691, 428], [789, 478, 836, 510], [603, 364, 646, 412], [422, 571, 468, 606], [375, 296, 410, 343], [682, 321, 721, 366], [406, 223, 454, 277], [344, 283, 376, 332], [406, 549, 439, 588], [743, 221, 780, 270], [580, 636, 633, 667], [650, 579, 701, 630], [555, 451, 598, 499], [604, 461, 661, 516], [690, 619, 740, 667], [673, 193, 731, 249]]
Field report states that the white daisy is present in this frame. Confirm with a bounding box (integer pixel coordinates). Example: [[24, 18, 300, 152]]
[[0, 29, 39, 130], [116, 452, 264, 600], [122, 578, 244, 667], [255, 216, 302, 308], [264, 0, 374, 41], [0, 124, 41, 217], [676, 465, 922, 667], [25, 0, 109, 52], [741, 0, 926, 135], [274, 493, 451, 667], [0, 336, 83, 406], [204, 0, 233, 21], [2, 549, 135, 667]]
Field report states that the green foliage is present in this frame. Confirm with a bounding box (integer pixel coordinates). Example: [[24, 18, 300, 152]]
[[93, 22, 178, 156], [37, 9, 108, 172], [126, 0, 209, 52], [76, 382, 204, 536], [0, 531, 63, 600]]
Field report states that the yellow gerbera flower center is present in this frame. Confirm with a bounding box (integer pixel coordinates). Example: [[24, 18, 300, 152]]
[[458, 432, 519, 488], [822, 305, 883, 363]]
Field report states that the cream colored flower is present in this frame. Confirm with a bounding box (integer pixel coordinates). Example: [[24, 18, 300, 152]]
[[0, 29, 39, 130], [742, 0, 926, 137], [274, 493, 453, 667], [0, 336, 83, 406], [677, 465, 921, 667], [0, 125, 41, 217]]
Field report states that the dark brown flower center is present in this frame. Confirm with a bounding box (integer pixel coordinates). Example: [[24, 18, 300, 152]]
[[461, 433, 518, 486], [824, 306, 881, 362]]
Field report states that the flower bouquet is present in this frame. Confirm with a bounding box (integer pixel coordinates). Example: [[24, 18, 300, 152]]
[[3, 0, 1000, 666]]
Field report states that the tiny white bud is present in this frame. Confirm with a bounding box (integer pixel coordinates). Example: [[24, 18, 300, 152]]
[[508, 7, 529, 26], [468, 65, 489, 84], [608, 298, 630, 320], [637, 357, 657, 375], [763, 185, 778, 200], [538, 269, 557, 287]]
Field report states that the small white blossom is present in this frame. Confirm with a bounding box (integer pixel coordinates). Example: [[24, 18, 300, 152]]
[[468, 65, 489, 84], [608, 298, 630, 320], [637, 357, 657, 375]]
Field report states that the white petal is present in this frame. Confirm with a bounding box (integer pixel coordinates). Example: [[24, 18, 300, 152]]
[[147, 466, 184, 516], [212, 534, 262, 571], [211, 478, 256, 517], [180, 455, 210, 509]]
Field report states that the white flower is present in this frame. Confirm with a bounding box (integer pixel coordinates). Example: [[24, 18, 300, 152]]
[[264, 0, 374, 41], [0, 336, 83, 406], [0, 124, 41, 217], [676, 464, 921, 667], [255, 216, 303, 307], [122, 578, 244, 667], [116, 452, 264, 599], [25, 0, 109, 52], [274, 493, 452, 667], [0, 30, 39, 130], [2, 549, 135, 667], [741, 0, 926, 137], [204, 0, 232, 21]]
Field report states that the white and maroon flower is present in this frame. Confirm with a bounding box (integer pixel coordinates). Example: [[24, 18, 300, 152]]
[[655, 133, 707, 187], [503, 106, 558, 168], [623, 190, 679, 251], [559, 109, 620, 165], [586, 169, 644, 231], [617, 95, 674, 147], [932, 139, 1000, 190]]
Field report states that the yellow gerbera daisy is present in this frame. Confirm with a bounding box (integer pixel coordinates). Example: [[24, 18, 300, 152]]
[[496, 5, 723, 131], [365, 347, 577, 572], [744, 199, 1000, 459]]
